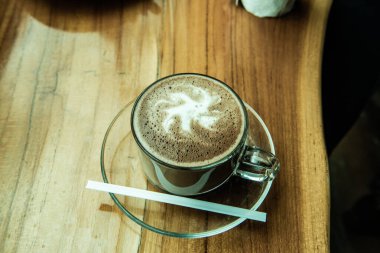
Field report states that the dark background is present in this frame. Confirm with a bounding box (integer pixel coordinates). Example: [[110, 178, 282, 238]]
[[322, 0, 380, 252]]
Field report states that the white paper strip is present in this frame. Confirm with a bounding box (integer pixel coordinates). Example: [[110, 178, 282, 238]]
[[86, 180, 266, 222]]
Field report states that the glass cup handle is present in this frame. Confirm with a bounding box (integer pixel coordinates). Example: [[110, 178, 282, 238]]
[[235, 146, 280, 182]]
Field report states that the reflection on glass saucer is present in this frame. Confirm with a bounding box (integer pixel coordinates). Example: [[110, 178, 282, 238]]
[[101, 100, 275, 238]]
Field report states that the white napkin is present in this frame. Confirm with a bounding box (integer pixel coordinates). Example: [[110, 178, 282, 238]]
[[237, 0, 295, 18]]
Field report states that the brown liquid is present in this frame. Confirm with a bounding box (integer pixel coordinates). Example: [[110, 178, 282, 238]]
[[133, 74, 246, 167]]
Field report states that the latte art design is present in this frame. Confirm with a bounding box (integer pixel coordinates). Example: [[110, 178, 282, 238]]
[[133, 75, 246, 166], [155, 85, 221, 134]]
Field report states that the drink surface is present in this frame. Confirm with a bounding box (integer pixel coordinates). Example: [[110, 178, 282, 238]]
[[133, 74, 246, 167]]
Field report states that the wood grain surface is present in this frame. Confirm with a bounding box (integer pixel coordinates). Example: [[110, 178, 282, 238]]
[[0, 0, 331, 252]]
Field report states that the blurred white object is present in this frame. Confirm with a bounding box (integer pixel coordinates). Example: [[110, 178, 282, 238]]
[[237, 0, 295, 18]]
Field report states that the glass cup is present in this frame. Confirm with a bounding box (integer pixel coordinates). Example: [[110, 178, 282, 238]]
[[131, 73, 280, 196]]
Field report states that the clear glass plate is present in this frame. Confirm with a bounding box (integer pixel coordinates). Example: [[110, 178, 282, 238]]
[[101, 100, 276, 238]]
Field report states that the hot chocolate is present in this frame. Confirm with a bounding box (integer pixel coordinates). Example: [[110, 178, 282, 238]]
[[132, 74, 247, 167]]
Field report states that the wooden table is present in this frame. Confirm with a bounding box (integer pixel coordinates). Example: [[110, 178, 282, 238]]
[[1, 0, 331, 252]]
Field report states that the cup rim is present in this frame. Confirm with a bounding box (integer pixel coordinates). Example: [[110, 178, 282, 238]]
[[130, 73, 249, 171]]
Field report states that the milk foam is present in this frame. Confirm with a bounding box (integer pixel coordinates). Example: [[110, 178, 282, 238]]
[[133, 75, 246, 167], [155, 85, 221, 134]]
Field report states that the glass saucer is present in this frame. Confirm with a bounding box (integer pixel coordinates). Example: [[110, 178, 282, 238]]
[[100, 100, 276, 238]]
